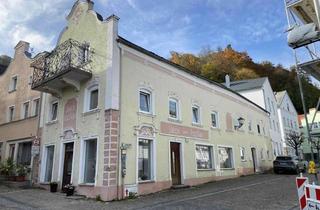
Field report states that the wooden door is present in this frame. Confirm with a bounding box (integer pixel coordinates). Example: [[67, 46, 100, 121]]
[[170, 142, 181, 185], [62, 142, 74, 188]]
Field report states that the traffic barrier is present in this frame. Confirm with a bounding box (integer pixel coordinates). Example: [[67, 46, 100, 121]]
[[296, 174, 309, 210], [305, 184, 320, 209]]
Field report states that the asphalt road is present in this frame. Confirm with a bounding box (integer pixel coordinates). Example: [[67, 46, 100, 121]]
[[0, 173, 305, 210]]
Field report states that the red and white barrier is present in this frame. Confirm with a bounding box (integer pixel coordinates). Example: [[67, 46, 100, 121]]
[[305, 184, 320, 210], [296, 175, 309, 210]]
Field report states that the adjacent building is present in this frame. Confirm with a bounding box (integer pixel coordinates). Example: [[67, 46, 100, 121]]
[[0, 41, 42, 181], [31, 1, 273, 201], [225, 77, 283, 157], [274, 91, 300, 156], [299, 108, 320, 161]]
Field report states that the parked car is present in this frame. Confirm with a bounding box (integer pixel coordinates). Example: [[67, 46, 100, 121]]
[[273, 156, 306, 174]]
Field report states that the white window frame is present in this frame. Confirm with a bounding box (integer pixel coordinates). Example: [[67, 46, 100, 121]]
[[21, 100, 30, 119], [192, 104, 201, 125], [32, 98, 40, 116], [168, 98, 180, 120], [84, 84, 99, 112], [211, 111, 219, 128], [49, 101, 58, 122], [139, 89, 153, 114], [195, 143, 214, 170], [260, 148, 265, 160], [79, 137, 98, 185], [137, 137, 155, 183], [8, 105, 15, 122], [40, 144, 55, 183], [240, 147, 246, 161], [217, 145, 235, 169], [9, 75, 18, 92]]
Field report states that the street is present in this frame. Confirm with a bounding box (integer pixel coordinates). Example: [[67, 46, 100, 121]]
[[0, 174, 303, 210]]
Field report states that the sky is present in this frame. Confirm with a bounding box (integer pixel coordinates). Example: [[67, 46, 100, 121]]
[[0, 0, 294, 67]]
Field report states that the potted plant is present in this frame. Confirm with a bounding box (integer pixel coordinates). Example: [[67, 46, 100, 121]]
[[50, 182, 58, 193], [0, 159, 15, 181], [15, 164, 28, 182], [64, 184, 75, 196]]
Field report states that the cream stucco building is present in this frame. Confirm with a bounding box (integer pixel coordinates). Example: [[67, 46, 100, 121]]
[[33, 1, 273, 201]]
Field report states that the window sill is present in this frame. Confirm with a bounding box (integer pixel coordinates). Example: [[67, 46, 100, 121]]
[[82, 108, 100, 116], [241, 160, 247, 162], [197, 168, 215, 171], [210, 126, 220, 130], [138, 180, 155, 184], [192, 123, 202, 128], [78, 183, 95, 187], [168, 118, 182, 124], [46, 120, 58, 125], [137, 111, 156, 117], [220, 168, 235, 170], [8, 89, 16, 93]]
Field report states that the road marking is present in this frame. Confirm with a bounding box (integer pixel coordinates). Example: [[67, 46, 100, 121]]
[[134, 177, 283, 210]]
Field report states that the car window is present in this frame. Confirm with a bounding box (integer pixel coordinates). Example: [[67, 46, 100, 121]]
[[276, 156, 292, 161]]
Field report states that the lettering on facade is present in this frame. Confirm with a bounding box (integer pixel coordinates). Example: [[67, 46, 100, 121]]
[[63, 98, 77, 131], [160, 122, 209, 139]]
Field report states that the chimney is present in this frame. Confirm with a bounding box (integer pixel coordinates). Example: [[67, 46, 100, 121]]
[[87, 0, 94, 10], [14, 41, 30, 58], [225, 74, 230, 88]]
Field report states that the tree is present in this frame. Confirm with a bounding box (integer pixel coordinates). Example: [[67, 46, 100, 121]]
[[285, 132, 304, 156]]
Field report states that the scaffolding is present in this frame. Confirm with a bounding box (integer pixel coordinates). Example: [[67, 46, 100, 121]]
[[284, 0, 320, 161]]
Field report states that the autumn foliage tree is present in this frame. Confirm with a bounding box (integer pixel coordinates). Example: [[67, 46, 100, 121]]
[[170, 45, 320, 114]]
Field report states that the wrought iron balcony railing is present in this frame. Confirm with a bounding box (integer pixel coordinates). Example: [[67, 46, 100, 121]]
[[31, 39, 93, 90]]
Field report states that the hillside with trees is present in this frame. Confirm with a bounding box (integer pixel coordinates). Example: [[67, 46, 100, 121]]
[[170, 45, 320, 114]]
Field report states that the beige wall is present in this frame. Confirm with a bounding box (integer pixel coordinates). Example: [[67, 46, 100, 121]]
[[118, 45, 273, 193], [0, 41, 41, 162]]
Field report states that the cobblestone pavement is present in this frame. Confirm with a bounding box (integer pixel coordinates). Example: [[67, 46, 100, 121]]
[[0, 174, 304, 210]]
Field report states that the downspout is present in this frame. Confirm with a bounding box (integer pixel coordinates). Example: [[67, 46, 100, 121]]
[[118, 45, 123, 200]]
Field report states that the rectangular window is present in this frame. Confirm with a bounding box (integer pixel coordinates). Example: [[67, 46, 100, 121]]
[[17, 142, 32, 165], [33, 99, 40, 116], [9, 76, 17, 92], [138, 139, 152, 181], [50, 102, 58, 121], [9, 144, 15, 160], [248, 120, 252, 131], [22, 102, 29, 119], [89, 89, 98, 110], [196, 145, 213, 169], [218, 147, 233, 169], [211, 112, 218, 128], [257, 124, 261, 134], [240, 147, 245, 161], [139, 91, 151, 113], [44, 145, 54, 182], [192, 105, 200, 124], [8, 106, 15, 122], [260, 148, 264, 160], [83, 139, 97, 183], [169, 99, 178, 119]]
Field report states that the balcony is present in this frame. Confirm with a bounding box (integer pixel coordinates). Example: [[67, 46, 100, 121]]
[[286, 0, 319, 27], [31, 39, 93, 97]]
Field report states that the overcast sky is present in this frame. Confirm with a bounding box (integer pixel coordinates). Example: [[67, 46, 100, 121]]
[[0, 0, 294, 67]]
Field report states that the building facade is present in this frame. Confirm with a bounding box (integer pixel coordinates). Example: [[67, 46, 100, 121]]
[[33, 1, 273, 201], [0, 41, 42, 181], [299, 108, 320, 161], [226, 78, 283, 157], [274, 91, 300, 156]]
